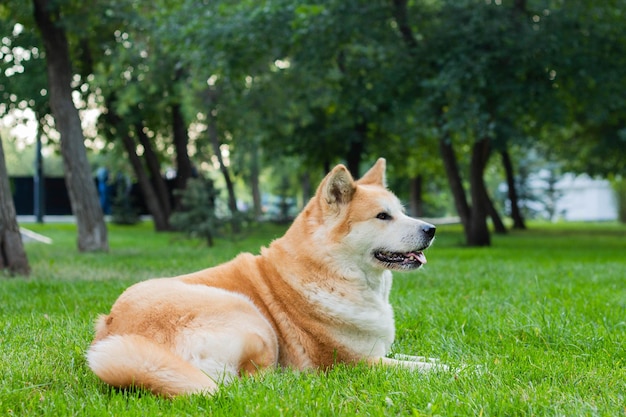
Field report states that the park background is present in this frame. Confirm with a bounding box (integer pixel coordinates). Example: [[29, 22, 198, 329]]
[[2, 0, 625, 254], [0, 1, 625, 415]]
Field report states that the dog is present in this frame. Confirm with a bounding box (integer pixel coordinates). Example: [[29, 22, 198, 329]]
[[86, 158, 443, 397]]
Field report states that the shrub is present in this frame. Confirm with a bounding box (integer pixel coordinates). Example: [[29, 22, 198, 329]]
[[170, 177, 218, 246], [111, 174, 140, 225], [612, 177, 626, 223]]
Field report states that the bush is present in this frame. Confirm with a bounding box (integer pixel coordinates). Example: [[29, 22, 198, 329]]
[[111, 174, 140, 225], [170, 177, 218, 246], [613, 178, 626, 223]]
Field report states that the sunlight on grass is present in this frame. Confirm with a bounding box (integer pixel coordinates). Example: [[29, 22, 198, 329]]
[[1, 220, 625, 415]]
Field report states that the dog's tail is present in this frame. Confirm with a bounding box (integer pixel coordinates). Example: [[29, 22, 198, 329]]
[[86, 334, 218, 397]]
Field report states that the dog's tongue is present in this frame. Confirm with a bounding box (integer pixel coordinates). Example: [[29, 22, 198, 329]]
[[410, 251, 427, 264]]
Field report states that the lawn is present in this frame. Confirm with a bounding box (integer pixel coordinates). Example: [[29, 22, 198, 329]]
[[1, 221, 625, 416]]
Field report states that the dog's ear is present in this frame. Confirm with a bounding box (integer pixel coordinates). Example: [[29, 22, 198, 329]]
[[357, 158, 387, 187], [319, 164, 356, 208]]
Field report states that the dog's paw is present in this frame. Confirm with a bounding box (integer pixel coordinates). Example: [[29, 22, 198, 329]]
[[391, 354, 441, 364], [388, 354, 450, 372]]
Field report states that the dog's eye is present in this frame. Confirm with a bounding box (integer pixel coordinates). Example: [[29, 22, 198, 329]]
[[376, 212, 392, 221]]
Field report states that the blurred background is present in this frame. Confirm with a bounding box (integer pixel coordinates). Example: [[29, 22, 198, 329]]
[[1, 0, 625, 248]]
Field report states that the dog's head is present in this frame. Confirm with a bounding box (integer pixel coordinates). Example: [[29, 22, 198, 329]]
[[307, 158, 435, 273]]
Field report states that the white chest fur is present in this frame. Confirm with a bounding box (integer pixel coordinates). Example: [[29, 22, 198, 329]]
[[301, 277, 396, 358]]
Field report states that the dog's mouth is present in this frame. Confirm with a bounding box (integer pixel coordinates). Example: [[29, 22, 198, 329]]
[[373, 250, 427, 270]]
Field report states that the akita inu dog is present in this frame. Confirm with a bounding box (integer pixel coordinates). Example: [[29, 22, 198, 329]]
[[87, 158, 442, 397]]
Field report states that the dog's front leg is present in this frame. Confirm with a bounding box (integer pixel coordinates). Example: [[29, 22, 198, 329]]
[[369, 356, 449, 372]]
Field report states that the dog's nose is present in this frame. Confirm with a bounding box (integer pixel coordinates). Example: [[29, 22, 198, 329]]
[[421, 223, 436, 239]]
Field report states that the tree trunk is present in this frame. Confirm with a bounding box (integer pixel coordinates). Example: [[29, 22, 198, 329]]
[[409, 175, 424, 217], [391, 0, 418, 50], [103, 99, 171, 231], [491, 0, 526, 231], [513, 0, 527, 16], [120, 132, 170, 231], [484, 187, 507, 234], [301, 171, 312, 208], [0, 137, 30, 276], [249, 144, 262, 220], [346, 122, 366, 178], [439, 137, 471, 236], [323, 160, 331, 175], [500, 149, 526, 229], [135, 124, 171, 218], [34, 116, 45, 223], [207, 107, 240, 233], [33, 0, 108, 252], [468, 138, 491, 246], [172, 103, 193, 209]]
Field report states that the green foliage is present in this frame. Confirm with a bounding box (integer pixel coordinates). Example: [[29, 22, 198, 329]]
[[270, 175, 297, 223], [0, 1, 49, 120], [612, 178, 626, 223], [110, 174, 140, 226], [2, 0, 625, 242], [1, 221, 624, 415], [170, 177, 219, 246]]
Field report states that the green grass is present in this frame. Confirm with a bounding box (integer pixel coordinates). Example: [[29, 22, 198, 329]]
[[1, 221, 625, 416]]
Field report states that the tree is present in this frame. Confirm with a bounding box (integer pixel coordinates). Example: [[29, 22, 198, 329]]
[[102, 99, 171, 231], [205, 89, 240, 232], [0, 136, 30, 276], [32, 0, 108, 251], [543, 2, 626, 178], [1, 2, 51, 224], [274, 0, 411, 176], [171, 68, 194, 209], [389, 0, 572, 245], [500, 149, 526, 229], [170, 177, 218, 246], [173, 0, 411, 177], [4, 0, 623, 246]]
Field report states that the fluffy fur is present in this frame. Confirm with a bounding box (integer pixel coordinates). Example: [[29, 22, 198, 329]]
[[87, 158, 444, 397]]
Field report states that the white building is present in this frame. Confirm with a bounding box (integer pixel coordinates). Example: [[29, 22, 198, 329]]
[[554, 174, 618, 221], [500, 171, 619, 222]]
